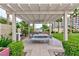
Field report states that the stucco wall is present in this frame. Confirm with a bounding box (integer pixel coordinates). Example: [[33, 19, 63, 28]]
[[53, 28, 63, 33], [0, 24, 12, 38]]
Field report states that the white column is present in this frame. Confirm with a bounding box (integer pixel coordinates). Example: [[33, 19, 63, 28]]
[[52, 22, 54, 32], [49, 24, 52, 35], [53, 21, 55, 32], [28, 24, 30, 36], [7, 14, 10, 24], [59, 22, 61, 33], [64, 12, 68, 41], [33, 23, 34, 32], [18, 28, 21, 41], [12, 14, 16, 41]]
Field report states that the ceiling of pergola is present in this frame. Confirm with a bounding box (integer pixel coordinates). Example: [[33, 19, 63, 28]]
[[0, 4, 79, 23]]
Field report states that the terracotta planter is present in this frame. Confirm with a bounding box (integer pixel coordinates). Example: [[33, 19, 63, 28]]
[[0, 48, 9, 56]]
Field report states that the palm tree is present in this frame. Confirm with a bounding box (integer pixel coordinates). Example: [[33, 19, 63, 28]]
[[70, 14, 73, 33], [16, 21, 29, 36], [30, 26, 34, 33], [72, 8, 79, 32], [56, 17, 62, 33], [41, 24, 49, 33]]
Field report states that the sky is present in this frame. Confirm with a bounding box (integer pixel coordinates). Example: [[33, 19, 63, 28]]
[[0, 8, 6, 18], [0, 8, 22, 22]]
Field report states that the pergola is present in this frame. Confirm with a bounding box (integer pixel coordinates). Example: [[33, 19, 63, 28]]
[[0, 3, 79, 41]]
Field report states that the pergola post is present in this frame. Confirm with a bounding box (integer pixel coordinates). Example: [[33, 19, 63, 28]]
[[7, 14, 10, 24], [17, 28, 21, 41], [12, 14, 16, 41], [28, 24, 30, 36], [52, 22, 54, 32], [70, 15, 72, 33], [33, 23, 34, 32], [49, 24, 52, 35], [64, 12, 68, 41]]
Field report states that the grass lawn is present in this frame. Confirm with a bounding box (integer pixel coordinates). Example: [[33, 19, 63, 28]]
[[53, 33, 63, 41], [53, 33, 79, 41], [53, 33, 79, 56]]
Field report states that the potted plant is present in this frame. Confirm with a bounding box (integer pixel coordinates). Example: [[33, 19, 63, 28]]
[[0, 47, 9, 56]]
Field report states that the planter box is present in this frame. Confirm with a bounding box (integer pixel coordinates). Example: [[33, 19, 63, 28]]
[[0, 48, 9, 56]]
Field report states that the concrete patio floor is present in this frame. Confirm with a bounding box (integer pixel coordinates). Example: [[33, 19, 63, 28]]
[[23, 37, 64, 56]]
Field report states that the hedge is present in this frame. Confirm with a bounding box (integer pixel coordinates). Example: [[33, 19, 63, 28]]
[[63, 39, 79, 56], [8, 41, 24, 56], [53, 33, 79, 56]]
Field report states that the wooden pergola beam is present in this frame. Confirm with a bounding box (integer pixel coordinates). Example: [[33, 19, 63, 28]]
[[6, 11, 66, 14]]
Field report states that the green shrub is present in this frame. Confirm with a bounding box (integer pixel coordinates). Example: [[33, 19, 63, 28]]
[[0, 36, 12, 47], [8, 41, 24, 56], [53, 33, 79, 56], [68, 29, 70, 32], [63, 39, 79, 56], [63, 33, 79, 56]]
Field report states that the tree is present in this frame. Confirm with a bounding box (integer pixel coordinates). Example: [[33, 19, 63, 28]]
[[30, 26, 34, 33], [70, 14, 73, 33], [56, 17, 62, 33], [16, 21, 28, 36], [71, 8, 79, 32], [0, 17, 8, 24], [41, 24, 49, 33]]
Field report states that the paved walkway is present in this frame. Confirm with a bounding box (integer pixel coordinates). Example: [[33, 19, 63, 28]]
[[23, 37, 64, 56]]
